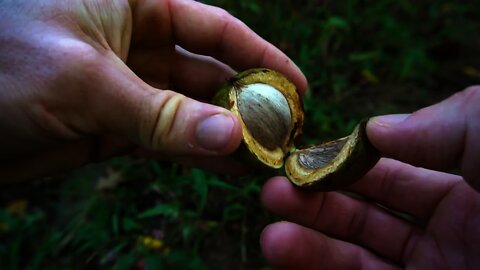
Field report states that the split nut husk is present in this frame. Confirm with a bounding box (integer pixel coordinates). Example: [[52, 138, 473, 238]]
[[214, 68, 380, 191]]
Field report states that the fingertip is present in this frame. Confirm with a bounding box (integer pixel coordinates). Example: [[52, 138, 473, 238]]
[[262, 176, 291, 191], [194, 109, 243, 155], [369, 114, 410, 128], [261, 177, 324, 228], [282, 62, 308, 95], [260, 222, 305, 268], [262, 222, 399, 270], [219, 111, 244, 154], [261, 176, 294, 212], [366, 114, 411, 156], [366, 107, 467, 172], [366, 114, 410, 138], [295, 64, 309, 94], [293, 69, 308, 95]]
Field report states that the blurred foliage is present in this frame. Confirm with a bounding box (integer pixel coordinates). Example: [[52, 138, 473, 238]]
[[1, 0, 480, 269], [0, 159, 268, 269]]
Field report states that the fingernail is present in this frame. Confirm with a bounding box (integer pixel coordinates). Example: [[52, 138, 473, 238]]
[[196, 113, 235, 151], [371, 114, 410, 127]]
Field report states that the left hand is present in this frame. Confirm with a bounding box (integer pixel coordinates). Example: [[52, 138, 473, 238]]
[[0, 0, 307, 180]]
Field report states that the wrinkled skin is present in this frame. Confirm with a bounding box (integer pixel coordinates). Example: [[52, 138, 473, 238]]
[[261, 87, 480, 269], [0, 0, 307, 180]]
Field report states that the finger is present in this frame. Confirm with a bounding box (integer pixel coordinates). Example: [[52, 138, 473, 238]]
[[170, 46, 235, 101], [50, 45, 242, 157], [127, 46, 235, 100], [348, 158, 462, 220], [131, 0, 308, 93], [110, 67, 242, 156], [366, 86, 480, 190], [261, 222, 400, 270], [261, 177, 422, 263]]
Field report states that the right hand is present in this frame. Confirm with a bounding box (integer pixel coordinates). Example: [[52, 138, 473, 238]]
[[0, 0, 307, 181], [261, 86, 480, 269]]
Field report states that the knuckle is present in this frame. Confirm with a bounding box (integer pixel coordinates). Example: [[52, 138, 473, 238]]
[[145, 91, 185, 151], [211, 7, 236, 52], [213, 6, 232, 20], [454, 85, 480, 104]]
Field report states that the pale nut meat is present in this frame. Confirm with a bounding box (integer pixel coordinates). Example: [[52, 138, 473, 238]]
[[237, 83, 292, 150]]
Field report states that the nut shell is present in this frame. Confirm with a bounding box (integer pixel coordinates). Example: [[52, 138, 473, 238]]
[[213, 68, 304, 169]]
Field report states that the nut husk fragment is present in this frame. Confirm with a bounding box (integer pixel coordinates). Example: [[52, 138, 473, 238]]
[[285, 120, 380, 191]]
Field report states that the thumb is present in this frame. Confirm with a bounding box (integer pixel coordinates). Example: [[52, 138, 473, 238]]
[[366, 86, 480, 190], [135, 90, 243, 156], [89, 59, 243, 157]]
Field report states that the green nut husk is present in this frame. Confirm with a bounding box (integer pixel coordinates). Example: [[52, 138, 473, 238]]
[[214, 68, 379, 191]]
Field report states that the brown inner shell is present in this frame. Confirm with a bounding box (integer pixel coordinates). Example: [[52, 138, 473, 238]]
[[237, 83, 292, 150], [297, 138, 348, 169]]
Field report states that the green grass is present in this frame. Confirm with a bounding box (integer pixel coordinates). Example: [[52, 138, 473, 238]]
[[1, 0, 480, 269]]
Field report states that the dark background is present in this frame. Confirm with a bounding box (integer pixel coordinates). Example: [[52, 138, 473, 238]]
[[1, 0, 480, 269]]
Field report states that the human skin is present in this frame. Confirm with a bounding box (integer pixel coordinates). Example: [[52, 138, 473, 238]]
[[261, 87, 480, 269], [0, 0, 307, 180]]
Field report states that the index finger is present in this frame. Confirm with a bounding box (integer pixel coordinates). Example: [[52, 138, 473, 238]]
[[136, 0, 308, 93]]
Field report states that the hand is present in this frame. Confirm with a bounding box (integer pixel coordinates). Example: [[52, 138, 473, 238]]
[[0, 0, 307, 180], [261, 87, 480, 269]]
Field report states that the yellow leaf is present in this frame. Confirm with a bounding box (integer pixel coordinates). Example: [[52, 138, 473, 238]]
[[5, 199, 28, 216]]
